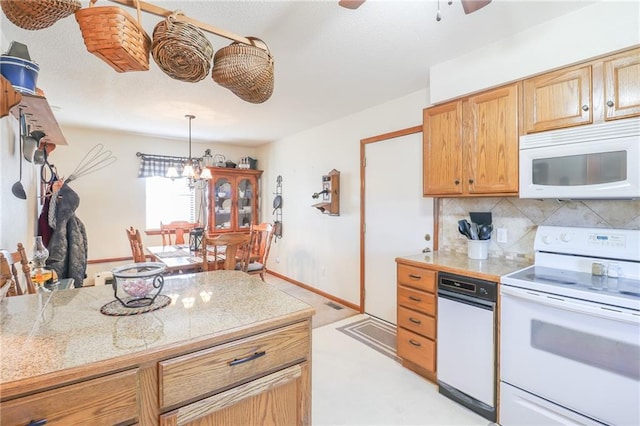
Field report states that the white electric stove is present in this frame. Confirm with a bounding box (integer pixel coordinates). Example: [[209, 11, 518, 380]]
[[499, 226, 640, 426]]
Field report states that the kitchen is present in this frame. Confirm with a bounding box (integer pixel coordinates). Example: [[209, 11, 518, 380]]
[[1, 1, 640, 425]]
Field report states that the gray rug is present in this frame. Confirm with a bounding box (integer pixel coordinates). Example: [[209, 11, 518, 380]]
[[336, 316, 398, 361]]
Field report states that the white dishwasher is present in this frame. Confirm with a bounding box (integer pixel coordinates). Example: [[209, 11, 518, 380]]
[[436, 271, 497, 422]]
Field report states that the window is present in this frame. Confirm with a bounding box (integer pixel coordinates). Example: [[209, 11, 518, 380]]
[[145, 177, 195, 229]]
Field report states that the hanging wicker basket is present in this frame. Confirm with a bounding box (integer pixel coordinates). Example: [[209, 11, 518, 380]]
[[212, 37, 274, 104], [152, 12, 214, 83], [1, 0, 81, 30], [75, 0, 151, 73]]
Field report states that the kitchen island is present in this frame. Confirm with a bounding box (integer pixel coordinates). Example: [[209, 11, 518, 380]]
[[0, 270, 315, 425]]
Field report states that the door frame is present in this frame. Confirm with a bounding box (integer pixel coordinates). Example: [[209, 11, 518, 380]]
[[359, 125, 440, 312]]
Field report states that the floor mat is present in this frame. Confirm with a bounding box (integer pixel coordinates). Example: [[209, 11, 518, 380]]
[[336, 316, 398, 361]]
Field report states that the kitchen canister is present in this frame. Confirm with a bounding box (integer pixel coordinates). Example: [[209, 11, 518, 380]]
[[468, 239, 489, 260]]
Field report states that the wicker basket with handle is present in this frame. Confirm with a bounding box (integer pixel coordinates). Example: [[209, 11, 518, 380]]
[[75, 0, 151, 73], [151, 12, 214, 83], [212, 37, 274, 104], [1, 0, 81, 30]]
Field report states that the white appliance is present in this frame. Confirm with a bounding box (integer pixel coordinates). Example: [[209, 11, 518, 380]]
[[500, 226, 640, 426], [519, 118, 640, 199], [437, 272, 497, 421]]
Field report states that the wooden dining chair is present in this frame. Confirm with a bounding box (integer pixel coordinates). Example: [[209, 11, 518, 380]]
[[246, 222, 275, 281], [0, 243, 36, 296], [160, 221, 200, 246], [201, 233, 252, 272], [126, 226, 146, 263]]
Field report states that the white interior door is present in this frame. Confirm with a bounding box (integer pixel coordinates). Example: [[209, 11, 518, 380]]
[[364, 133, 434, 324]]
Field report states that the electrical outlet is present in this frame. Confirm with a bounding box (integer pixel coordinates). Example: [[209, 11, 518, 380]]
[[276, 257, 280, 264], [497, 228, 508, 244]]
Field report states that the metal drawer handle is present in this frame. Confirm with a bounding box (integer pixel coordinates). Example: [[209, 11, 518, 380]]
[[409, 339, 421, 347], [229, 351, 266, 366], [408, 274, 421, 280], [409, 295, 422, 302], [27, 421, 47, 426], [409, 317, 421, 324]]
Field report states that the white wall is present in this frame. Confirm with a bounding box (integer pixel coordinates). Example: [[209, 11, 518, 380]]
[[0, 116, 39, 251], [257, 90, 429, 306], [430, 1, 640, 103]]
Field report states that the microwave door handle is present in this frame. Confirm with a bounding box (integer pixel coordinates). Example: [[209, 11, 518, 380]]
[[501, 285, 640, 326]]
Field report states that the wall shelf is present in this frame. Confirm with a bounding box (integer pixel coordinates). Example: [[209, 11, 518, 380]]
[[11, 93, 67, 145]]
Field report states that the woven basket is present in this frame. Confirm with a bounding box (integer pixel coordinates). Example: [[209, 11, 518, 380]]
[[1, 0, 80, 30], [152, 12, 213, 83], [75, 0, 151, 73], [212, 37, 274, 104]]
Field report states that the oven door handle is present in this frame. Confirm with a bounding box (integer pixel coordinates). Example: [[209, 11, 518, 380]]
[[501, 285, 640, 326]]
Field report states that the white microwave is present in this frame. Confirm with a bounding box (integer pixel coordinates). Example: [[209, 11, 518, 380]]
[[519, 118, 640, 199]]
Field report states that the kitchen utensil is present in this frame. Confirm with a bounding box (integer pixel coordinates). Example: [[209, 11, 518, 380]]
[[11, 110, 27, 199], [458, 219, 472, 239], [470, 212, 492, 226], [469, 222, 479, 240], [65, 143, 116, 183], [479, 224, 493, 240]]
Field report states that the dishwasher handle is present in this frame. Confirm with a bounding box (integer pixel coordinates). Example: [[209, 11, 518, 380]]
[[438, 288, 495, 310]]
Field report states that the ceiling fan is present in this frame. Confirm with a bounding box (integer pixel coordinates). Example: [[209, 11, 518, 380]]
[[338, 0, 492, 15]]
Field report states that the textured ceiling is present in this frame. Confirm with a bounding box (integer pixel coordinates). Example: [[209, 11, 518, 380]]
[[1, 0, 596, 146]]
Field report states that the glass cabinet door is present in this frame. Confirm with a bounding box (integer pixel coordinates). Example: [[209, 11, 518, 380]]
[[237, 178, 254, 229], [213, 178, 232, 230]]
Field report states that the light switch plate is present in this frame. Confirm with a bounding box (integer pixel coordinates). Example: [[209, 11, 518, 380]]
[[497, 228, 508, 243]]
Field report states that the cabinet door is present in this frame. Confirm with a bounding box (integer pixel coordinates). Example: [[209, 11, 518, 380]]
[[210, 176, 233, 231], [604, 48, 640, 121], [237, 177, 256, 230], [523, 65, 592, 133], [466, 83, 519, 194], [159, 364, 307, 426], [423, 101, 463, 195]]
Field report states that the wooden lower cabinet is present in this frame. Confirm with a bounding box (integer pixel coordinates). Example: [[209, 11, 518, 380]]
[[0, 319, 311, 426], [396, 261, 437, 382], [0, 369, 140, 425]]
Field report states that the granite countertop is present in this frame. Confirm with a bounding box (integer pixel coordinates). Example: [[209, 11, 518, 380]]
[[0, 271, 314, 387], [397, 251, 532, 282]]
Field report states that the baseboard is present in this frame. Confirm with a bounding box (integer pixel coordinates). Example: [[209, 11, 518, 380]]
[[267, 270, 361, 312]]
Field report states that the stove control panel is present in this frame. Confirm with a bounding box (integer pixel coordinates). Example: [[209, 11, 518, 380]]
[[535, 226, 640, 262]]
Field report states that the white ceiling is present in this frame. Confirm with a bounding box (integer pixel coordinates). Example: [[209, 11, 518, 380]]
[[1, 0, 597, 146]]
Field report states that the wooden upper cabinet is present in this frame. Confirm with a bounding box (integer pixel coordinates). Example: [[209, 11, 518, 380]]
[[604, 48, 640, 120], [523, 47, 640, 133], [423, 83, 519, 197], [423, 101, 463, 195], [523, 65, 592, 133]]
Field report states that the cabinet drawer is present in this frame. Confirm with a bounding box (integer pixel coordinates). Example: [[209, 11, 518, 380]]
[[398, 306, 435, 339], [398, 285, 436, 316], [159, 321, 309, 409], [397, 264, 436, 292], [1, 369, 139, 425], [397, 327, 435, 372]]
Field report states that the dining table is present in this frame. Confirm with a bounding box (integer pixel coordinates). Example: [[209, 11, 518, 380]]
[[146, 245, 214, 273]]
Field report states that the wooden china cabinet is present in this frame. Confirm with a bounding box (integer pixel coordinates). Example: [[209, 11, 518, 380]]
[[207, 168, 263, 233]]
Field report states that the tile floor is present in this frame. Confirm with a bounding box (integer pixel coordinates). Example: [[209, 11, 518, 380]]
[[264, 274, 491, 426]]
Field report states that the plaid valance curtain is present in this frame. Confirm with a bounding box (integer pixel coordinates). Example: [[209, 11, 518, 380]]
[[137, 153, 186, 178]]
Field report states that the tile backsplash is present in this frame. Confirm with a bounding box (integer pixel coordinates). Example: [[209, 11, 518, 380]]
[[438, 198, 640, 261]]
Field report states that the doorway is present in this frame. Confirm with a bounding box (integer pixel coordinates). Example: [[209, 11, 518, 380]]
[[361, 128, 434, 324]]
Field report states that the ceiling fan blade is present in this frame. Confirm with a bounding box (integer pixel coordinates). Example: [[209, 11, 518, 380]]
[[339, 0, 366, 10], [461, 0, 492, 14]]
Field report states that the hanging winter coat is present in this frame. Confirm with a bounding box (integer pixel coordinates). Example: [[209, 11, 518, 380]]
[[46, 183, 88, 287]]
